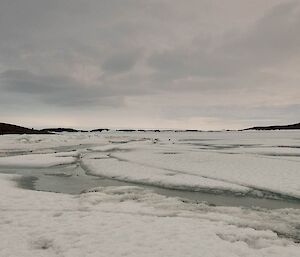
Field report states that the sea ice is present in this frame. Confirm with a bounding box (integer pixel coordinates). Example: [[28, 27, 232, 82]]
[[0, 173, 299, 257], [0, 131, 300, 256]]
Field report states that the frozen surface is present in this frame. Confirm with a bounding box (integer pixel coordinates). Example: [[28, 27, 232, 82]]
[[0, 131, 300, 256], [0, 174, 300, 257], [0, 152, 78, 168], [103, 147, 300, 198], [0, 131, 299, 198], [83, 131, 300, 199], [82, 153, 250, 194]]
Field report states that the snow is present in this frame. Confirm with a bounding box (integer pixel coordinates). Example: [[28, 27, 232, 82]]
[[0, 152, 78, 168], [1, 131, 300, 198], [0, 174, 299, 257], [106, 147, 300, 198], [0, 131, 300, 256], [82, 153, 250, 194]]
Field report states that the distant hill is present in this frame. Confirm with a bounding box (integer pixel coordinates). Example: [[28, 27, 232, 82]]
[[90, 128, 110, 132], [0, 123, 51, 135], [116, 129, 137, 132], [244, 122, 300, 131], [40, 128, 88, 133]]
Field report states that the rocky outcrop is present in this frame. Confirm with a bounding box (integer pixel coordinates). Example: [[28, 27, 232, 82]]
[[244, 122, 300, 130], [0, 123, 51, 135]]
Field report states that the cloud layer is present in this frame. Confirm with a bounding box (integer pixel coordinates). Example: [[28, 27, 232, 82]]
[[0, 0, 299, 129]]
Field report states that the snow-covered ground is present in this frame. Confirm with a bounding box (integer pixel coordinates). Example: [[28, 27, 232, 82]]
[[0, 131, 299, 256], [0, 151, 78, 168]]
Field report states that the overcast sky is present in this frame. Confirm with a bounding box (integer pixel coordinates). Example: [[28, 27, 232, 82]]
[[0, 0, 299, 130]]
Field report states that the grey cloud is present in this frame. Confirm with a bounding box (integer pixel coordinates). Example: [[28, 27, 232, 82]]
[[0, 69, 123, 107], [0, 0, 299, 129], [164, 104, 300, 120], [102, 51, 140, 73], [148, 50, 230, 81], [1, 70, 62, 94], [221, 0, 300, 68], [148, 0, 300, 83], [0, 67, 154, 108]]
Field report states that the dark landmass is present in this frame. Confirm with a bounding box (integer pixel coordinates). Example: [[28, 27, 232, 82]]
[[243, 122, 300, 131], [0, 123, 51, 135], [90, 128, 110, 132], [40, 128, 81, 133], [116, 129, 136, 132], [147, 129, 161, 132], [175, 130, 201, 132], [3, 121, 299, 135]]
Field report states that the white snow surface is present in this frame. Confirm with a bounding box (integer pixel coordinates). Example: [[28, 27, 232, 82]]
[[0, 131, 300, 256], [83, 131, 300, 198], [0, 174, 299, 257], [0, 152, 77, 168], [0, 131, 300, 197], [82, 153, 250, 193]]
